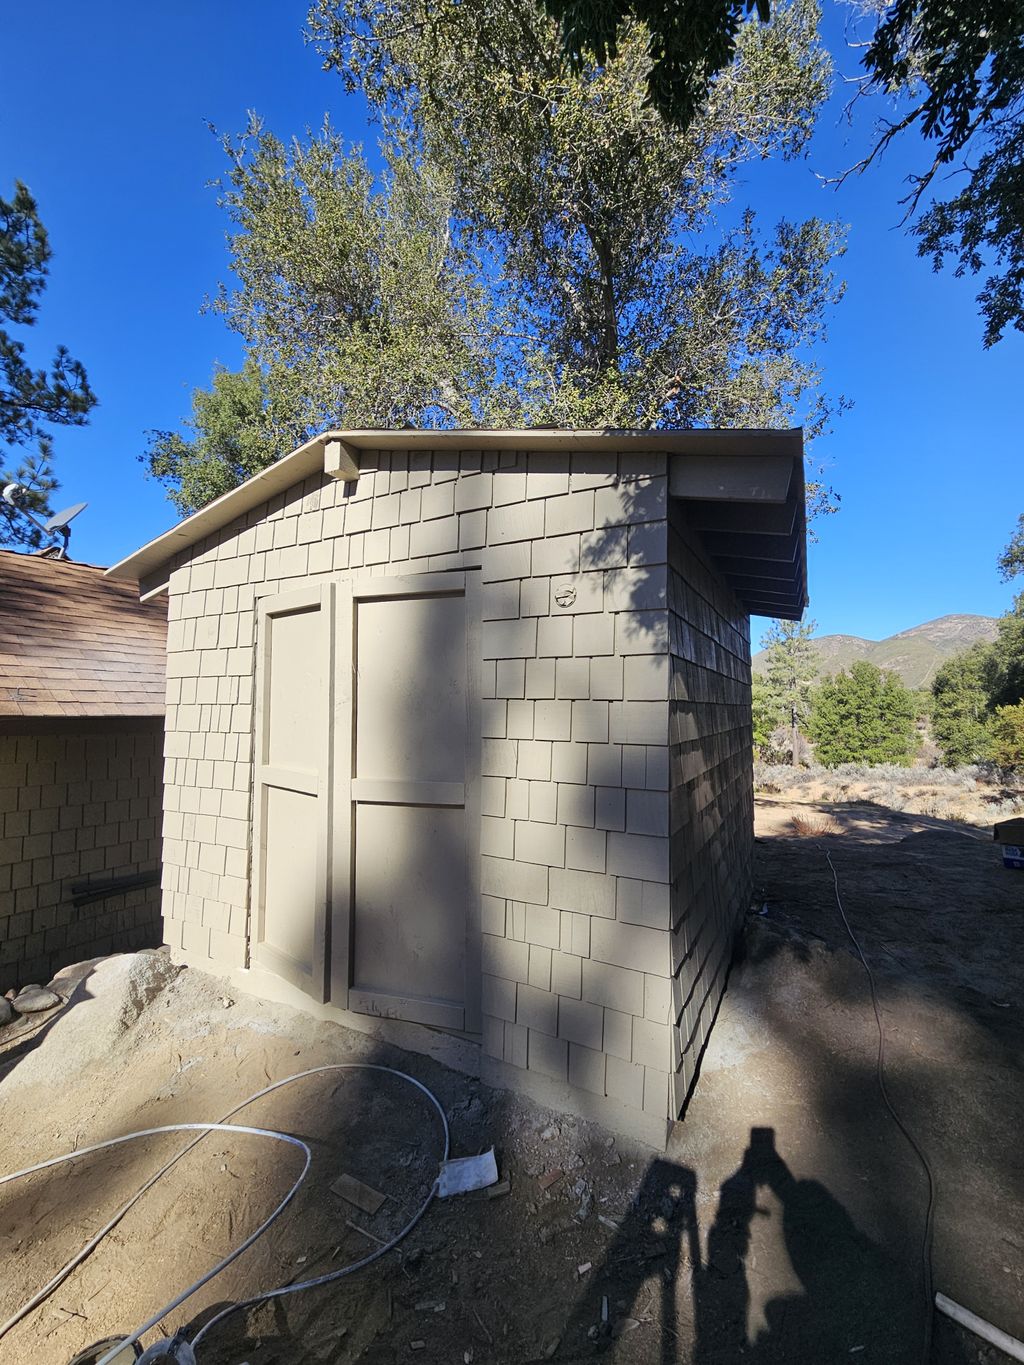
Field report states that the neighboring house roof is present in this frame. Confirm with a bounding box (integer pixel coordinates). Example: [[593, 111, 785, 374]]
[[0, 551, 167, 718], [106, 427, 807, 618]]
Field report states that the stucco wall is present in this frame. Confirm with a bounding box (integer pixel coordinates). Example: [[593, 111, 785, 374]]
[[157, 446, 753, 1128], [668, 502, 754, 1115], [0, 722, 163, 987]]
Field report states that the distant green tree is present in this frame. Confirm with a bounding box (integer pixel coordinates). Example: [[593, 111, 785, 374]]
[[931, 643, 996, 767], [998, 514, 1024, 583], [910, 687, 933, 720], [990, 703, 1024, 771], [989, 594, 1024, 710], [752, 673, 787, 760], [1, 181, 96, 546], [809, 661, 917, 766], [758, 616, 819, 763]]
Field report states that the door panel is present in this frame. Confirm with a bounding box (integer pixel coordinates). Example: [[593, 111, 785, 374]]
[[355, 592, 467, 785], [331, 573, 480, 1032], [350, 803, 467, 1029], [253, 583, 332, 998], [262, 786, 319, 974]]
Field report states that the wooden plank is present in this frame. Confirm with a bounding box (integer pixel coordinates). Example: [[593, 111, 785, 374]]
[[330, 1173, 386, 1215]]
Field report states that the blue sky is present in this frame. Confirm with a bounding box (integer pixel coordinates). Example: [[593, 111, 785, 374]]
[[2, 2, 1020, 643]]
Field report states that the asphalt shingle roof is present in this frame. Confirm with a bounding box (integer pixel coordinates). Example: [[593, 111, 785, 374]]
[[0, 551, 167, 718]]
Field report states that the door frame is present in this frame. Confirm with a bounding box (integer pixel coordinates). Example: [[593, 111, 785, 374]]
[[329, 571, 481, 1033]]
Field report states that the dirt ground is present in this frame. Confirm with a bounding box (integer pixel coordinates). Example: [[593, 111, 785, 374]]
[[0, 793, 1021, 1365]]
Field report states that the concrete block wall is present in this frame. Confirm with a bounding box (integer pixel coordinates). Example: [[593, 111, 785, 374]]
[[156, 447, 753, 1127], [667, 501, 754, 1114], [0, 722, 163, 987]]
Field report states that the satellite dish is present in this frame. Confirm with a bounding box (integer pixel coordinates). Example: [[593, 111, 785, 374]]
[[1, 485, 89, 557], [45, 502, 88, 534]]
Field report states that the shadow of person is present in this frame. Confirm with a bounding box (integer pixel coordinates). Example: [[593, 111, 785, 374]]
[[696, 1127, 917, 1365], [558, 1156, 700, 1362], [559, 1128, 916, 1365]]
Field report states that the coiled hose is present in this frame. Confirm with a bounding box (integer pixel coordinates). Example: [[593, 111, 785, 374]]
[[0, 1063, 450, 1364]]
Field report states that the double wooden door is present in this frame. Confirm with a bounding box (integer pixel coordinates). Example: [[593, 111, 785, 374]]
[[252, 573, 480, 1033]]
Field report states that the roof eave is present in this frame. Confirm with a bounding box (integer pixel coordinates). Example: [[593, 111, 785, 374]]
[[107, 427, 808, 618]]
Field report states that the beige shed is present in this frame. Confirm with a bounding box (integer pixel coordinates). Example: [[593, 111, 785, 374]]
[[109, 429, 806, 1144]]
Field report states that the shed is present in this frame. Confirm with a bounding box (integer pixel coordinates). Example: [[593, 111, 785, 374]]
[[109, 429, 806, 1143], [0, 551, 167, 987]]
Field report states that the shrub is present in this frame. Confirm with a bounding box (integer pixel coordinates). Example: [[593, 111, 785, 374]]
[[809, 663, 918, 767], [989, 703, 1024, 770]]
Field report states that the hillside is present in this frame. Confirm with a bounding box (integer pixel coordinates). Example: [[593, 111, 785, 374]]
[[752, 614, 1000, 690]]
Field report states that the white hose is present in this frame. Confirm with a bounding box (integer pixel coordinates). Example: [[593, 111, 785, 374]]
[[0, 1063, 449, 1364], [935, 1292, 1024, 1363], [0, 1123, 310, 1365]]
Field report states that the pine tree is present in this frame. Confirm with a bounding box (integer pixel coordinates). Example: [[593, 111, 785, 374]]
[[809, 662, 917, 767], [1, 181, 96, 547], [759, 617, 819, 764], [931, 643, 997, 767]]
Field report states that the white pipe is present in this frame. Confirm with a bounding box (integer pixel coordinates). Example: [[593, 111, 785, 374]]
[[0, 1124, 311, 1365], [936, 1292, 1024, 1363]]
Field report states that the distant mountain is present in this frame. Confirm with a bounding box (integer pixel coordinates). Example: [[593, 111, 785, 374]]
[[752, 615, 1000, 690]]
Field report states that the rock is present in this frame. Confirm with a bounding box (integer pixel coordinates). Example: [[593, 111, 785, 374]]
[[12, 987, 61, 1014], [0, 998, 13, 1026], [539, 1124, 559, 1141]]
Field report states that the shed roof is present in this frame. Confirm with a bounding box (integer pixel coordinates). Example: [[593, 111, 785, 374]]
[[0, 552, 167, 718], [107, 427, 808, 618]]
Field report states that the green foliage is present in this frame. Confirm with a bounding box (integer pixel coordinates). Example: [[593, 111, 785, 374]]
[[309, 0, 842, 426], [756, 616, 819, 762], [752, 673, 786, 761], [808, 661, 918, 767], [998, 514, 1024, 582], [155, 0, 848, 512], [855, 0, 1024, 346], [145, 361, 309, 517], [910, 687, 933, 719], [1, 181, 96, 546], [540, 0, 770, 129], [931, 643, 996, 767], [990, 703, 1024, 770], [146, 119, 503, 514], [989, 594, 1024, 710], [929, 596, 1024, 767]]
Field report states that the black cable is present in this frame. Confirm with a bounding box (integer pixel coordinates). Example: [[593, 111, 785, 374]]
[[823, 848, 936, 1365]]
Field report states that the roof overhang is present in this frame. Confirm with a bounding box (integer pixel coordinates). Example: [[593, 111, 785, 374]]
[[107, 427, 808, 619]]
